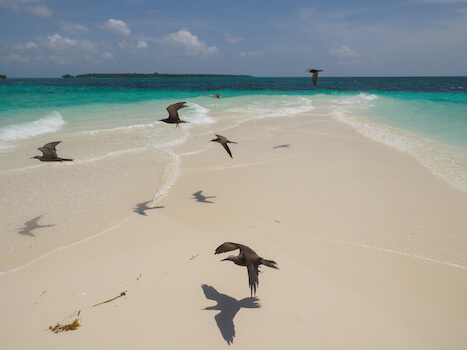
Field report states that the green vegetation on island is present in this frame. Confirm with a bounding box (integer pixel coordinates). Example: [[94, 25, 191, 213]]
[[0, 75, 7, 79], [66, 73, 251, 78]]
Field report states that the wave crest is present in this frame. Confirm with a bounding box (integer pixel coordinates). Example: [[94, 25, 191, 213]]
[[0, 112, 65, 149]]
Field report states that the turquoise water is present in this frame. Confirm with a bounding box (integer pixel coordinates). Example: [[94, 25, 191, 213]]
[[0, 77, 466, 271]]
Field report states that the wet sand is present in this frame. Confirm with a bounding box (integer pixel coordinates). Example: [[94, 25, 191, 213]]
[[1, 114, 466, 349]]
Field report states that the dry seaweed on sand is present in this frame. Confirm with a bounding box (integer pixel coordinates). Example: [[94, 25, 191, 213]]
[[49, 318, 81, 333]]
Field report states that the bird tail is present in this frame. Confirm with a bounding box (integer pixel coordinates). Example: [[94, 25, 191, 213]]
[[261, 259, 278, 269]]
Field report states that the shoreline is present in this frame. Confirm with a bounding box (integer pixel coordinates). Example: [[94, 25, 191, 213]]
[[2, 111, 467, 273], [1, 112, 467, 348]]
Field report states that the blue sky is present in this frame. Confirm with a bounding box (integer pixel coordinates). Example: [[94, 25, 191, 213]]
[[1, 0, 466, 77]]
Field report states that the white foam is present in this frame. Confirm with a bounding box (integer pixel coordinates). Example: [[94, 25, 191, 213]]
[[185, 103, 216, 124], [0, 112, 65, 149], [84, 122, 155, 135], [227, 96, 316, 119], [330, 93, 467, 193]]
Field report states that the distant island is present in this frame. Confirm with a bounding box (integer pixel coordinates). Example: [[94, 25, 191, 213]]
[[62, 73, 251, 78], [0, 75, 6, 79]]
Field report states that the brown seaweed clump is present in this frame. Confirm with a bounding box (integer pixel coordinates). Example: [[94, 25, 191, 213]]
[[49, 318, 81, 333]]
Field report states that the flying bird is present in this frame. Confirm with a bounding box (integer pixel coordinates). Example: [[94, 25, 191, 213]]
[[210, 134, 237, 158], [215, 242, 278, 296], [160, 102, 188, 127], [32, 141, 73, 162], [305, 69, 323, 86]]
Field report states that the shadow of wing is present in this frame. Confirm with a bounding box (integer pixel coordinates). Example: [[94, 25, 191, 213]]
[[215, 311, 235, 345]]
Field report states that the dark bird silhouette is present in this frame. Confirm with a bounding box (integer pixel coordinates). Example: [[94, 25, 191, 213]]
[[32, 141, 73, 162], [18, 215, 55, 237], [215, 242, 278, 297], [273, 144, 290, 149], [192, 190, 216, 203], [160, 102, 188, 127], [210, 134, 237, 158], [202, 284, 260, 344], [133, 201, 164, 216], [305, 69, 323, 86]]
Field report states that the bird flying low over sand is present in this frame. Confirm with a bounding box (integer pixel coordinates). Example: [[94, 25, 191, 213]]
[[210, 134, 237, 158], [215, 242, 278, 296], [32, 141, 73, 162], [160, 102, 188, 127], [305, 69, 323, 86]]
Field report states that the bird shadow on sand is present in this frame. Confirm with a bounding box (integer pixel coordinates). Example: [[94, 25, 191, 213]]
[[273, 144, 290, 149], [133, 201, 164, 216], [192, 190, 216, 204], [18, 215, 55, 237], [201, 284, 261, 345]]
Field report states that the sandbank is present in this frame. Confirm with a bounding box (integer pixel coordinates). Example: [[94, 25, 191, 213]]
[[1, 113, 466, 349]]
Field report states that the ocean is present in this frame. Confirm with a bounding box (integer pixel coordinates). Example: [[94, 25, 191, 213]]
[[1, 76, 466, 272]]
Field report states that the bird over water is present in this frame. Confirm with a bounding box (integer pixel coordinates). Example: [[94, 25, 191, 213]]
[[210, 134, 237, 158], [306, 69, 323, 86], [215, 242, 278, 296], [32, 141, 73, 162], [160, 102, 188, 127]]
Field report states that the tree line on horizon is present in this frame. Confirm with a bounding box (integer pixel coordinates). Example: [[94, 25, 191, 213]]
[[62, 73, 252, 78]]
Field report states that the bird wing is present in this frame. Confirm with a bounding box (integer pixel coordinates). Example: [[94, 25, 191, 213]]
[[166, 102, 187, 121], [215, 242, 240, 254], [246, 259, 259, 296], [313, 72, 318, 86], [38, 147, 58, 159], [215, 242, 257, 255], [222, 143, 233, 158], [42, 141, 61, 150]]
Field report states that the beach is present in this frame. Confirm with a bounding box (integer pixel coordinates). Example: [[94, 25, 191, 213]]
[[1, 112, 466, 349]]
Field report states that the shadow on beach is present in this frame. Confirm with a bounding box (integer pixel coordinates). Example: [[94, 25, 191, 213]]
[[133, 201, 164, 216], [273, 144, 290, 149], [192, 190, 216, 204], [18, 215, 55, 237], [201, 284, 260, 345]]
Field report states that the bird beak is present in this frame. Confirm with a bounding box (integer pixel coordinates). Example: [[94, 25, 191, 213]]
[[221, 258, 229, 261]]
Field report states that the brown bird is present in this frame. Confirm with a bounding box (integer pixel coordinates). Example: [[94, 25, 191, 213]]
[[32, 141, 73, 162], [305, 69, 323, 86], [210, 134, 237, 158], [160, 102, 188, 127], [215, 242, 278, 296]]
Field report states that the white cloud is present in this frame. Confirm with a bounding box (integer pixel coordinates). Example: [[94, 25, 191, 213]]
[[330, 45, 361, 59], [224, 34, 243, 44], [159, 29, 217, 56], [136, 40, 148, 49], [61, 21, 88, 32], [103, 51, 114, 60], [24, 42, 38, 49], [0, 0, 53, 17], [240, 50, 264, 57], [101, 19, 131, 36]]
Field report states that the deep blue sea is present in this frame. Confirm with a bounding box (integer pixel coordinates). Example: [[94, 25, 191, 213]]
[[1, 76, 466, 271]]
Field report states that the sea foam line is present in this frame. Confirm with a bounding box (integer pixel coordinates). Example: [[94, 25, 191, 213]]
[[330, 93, 467, 193], [0, 147, 182, 276], [0, 112, 65, 149]]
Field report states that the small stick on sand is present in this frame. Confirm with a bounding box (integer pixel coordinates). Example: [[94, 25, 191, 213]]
[[92, 291, 127, 308]]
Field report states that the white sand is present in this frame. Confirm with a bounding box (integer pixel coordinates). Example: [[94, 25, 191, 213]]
[[1, 114, 466, 349]]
